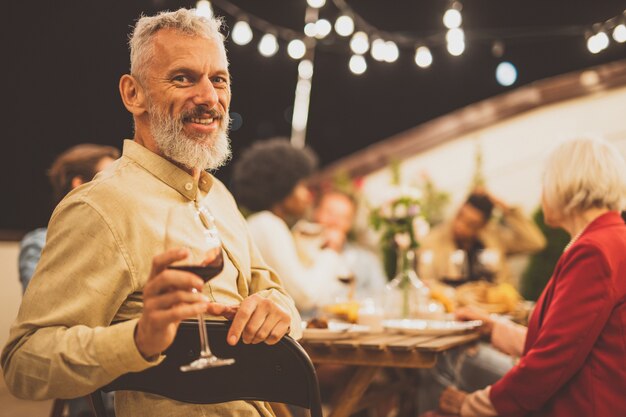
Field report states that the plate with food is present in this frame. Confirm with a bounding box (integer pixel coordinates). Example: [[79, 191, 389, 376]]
[[455, 282, 521, 314], [382, 318, 482, 336], [301, 318, 370, 340]]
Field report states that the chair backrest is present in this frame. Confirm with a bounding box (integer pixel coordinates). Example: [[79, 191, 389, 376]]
[[90, 320, 322, 417]]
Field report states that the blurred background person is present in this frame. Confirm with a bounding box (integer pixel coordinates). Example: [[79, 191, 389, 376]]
[[437, 136, 626, 417], [231, 138, 345, 317], [419, 190, 546, 287], [19, 143, 120, 293], [17, 143, 119, 417], [311, 190, 387, 299]]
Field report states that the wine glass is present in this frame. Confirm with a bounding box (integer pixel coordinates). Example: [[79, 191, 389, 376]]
[[164, 201, 235, 371]]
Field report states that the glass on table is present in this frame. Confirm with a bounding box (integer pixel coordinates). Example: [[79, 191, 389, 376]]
[[164, 201, 235, 371]]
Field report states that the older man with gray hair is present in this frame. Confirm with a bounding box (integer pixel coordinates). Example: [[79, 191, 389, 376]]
[[2, 9, 300, 417]]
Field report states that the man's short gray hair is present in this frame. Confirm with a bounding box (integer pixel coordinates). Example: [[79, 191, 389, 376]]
[[129, 8, 226, 83], [542, 136, 626, 217]]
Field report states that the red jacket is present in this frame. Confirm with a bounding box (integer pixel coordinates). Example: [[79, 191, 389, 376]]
[[490, 211, 626, 417]]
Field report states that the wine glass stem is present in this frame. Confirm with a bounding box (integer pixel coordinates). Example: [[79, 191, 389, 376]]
[[197, 313, 213, 358]]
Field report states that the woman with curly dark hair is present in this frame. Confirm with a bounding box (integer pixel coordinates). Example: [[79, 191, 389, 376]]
[[232, 138, 345, 315]]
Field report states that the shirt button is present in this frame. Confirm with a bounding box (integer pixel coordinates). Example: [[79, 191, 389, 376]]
[[184, 183, 193, 191]]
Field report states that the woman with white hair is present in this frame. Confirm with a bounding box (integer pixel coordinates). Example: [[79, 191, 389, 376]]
[[437, 136, 626, 417]]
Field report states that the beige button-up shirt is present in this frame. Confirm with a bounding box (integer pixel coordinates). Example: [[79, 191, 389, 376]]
[[1, 140, 301, 417]]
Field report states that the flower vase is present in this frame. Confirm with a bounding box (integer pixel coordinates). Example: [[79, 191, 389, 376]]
[[384, 249, 430, 319]]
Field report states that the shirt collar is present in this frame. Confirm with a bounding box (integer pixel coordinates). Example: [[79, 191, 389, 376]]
[[122, 139, 214, 200]]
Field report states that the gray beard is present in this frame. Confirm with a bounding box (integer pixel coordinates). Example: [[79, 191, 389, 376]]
[[148, 103, 231, 171]]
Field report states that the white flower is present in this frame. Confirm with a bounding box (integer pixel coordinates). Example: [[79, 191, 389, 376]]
[[394, 232, 411, 250], [412, 216, 430, 241], [393, 204, 408, 218]]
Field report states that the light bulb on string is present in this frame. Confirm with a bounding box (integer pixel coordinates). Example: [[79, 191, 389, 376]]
[[496, 61, 517, 86], [315, 19, 332, 39], [258, 33, 278, 57], [349, 54, 367, 75], [298, 60, 314, 80], [371, 38, 387, 61], [335, 15, 354, 37], [587, 31, 609, 53], [383, 41, 399, 63], [307, 0, 326, 9], [288, 39, 306, 60], [304, 22, 317, 38], [350, 31, 370, 54], [414, 46, 433, 68], [446, 28, 465, 56], [232, 21, 253, 46], [613, 24, 626, 43], [443, 9, 462, 29], [195, 0, 213, 18]]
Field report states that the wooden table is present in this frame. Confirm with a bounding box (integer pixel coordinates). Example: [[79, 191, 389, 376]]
[[300, 331, 479, 417]]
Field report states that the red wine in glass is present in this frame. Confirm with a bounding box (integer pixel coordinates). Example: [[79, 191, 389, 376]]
[[168, 252, 224, 282]]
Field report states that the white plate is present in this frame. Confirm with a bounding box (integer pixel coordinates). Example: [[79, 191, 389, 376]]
[[382, 319, 482, 336], [301, 321, 370, 340]]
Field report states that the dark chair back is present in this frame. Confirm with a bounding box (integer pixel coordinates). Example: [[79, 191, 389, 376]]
[[90, 320, 322, 417]]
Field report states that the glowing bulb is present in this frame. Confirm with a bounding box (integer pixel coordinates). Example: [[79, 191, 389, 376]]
[[315, 19, 332, 39], [287, 39, 306, 59], [335, 15, 354, 37], [258, 33, 278, 57], [443, 9, 462, 29], [298, 59, 314, 80], [232, 21, 253, 46], [383, 41, 399, 63], [371, 38, 387, 61], [195, 0, 213, 18], [349, 54, 367, 75], [446, 28, 465, 56], [304, 23, 317, 38], [414, 46, 433, 68], [307, 0, 326, 8], [587, 32, 609, 53], [496, 61, 517, 86], [613, 24, 626, 43], [350, 31, 369, 54]]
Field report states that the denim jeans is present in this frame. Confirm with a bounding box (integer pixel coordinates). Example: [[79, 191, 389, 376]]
[[416, 342, 515, 414]]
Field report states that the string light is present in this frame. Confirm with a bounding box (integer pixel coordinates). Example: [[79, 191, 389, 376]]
[[215, 0, 624, 79], [371, 38, 387, 62], [383, 41, 399, 63], [306, 0, 326, 9], [446, 28, 465, 56], [443, 1, 462, 30], [304, 22, 317, 38], [613, 23, 626, 43], [232, 20, 253, 45], [586, 30, 609, 53], [350, 31, 369, 55], [335, 15, 355, 37], [496, 61, 517, 86], [258, 33, 278, 57], [315, 19, 332, 39], [287, 39, 306, 59], [298, 60, 314, 80], [349, 54, 367, 75], [195, 0, 213, 18], [414, 46, 433, 68]]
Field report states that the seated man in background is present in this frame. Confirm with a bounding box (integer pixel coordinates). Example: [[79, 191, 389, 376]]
[[19, 144, 120, 293], [311, 190, 387, 299], [231, 138, 346, 317], [416, 190, 545, 415], [418, 190, 546, 287]]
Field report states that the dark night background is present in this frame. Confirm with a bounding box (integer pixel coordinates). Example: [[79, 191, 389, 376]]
[[3, 0, 626, 232]]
